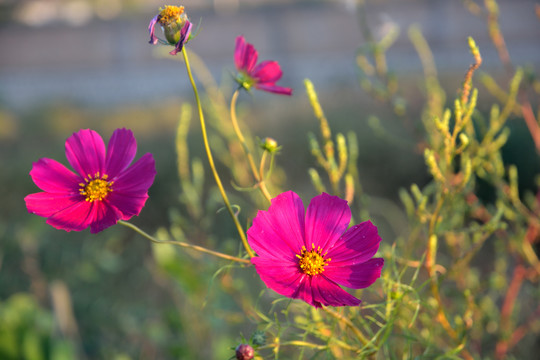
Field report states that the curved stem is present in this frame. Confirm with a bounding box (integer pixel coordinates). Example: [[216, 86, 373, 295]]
[[259, 150, 268, 184], [426, 194, 456, 336], [257, 339, 357, 353], [230, 89, 273, 204], [118, 221, 251, 264], [323, 307, 370, 347], [424, 193, 474, 360], [182, 47, 255, 258]]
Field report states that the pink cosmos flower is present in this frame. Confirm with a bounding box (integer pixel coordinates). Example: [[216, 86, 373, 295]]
[[248, 191, 384, 308], [234, 36, 292, 95], [24, 129, 156, 234]]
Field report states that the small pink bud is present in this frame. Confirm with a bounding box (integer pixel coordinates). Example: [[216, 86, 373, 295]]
[[235, 344, 254, 360]]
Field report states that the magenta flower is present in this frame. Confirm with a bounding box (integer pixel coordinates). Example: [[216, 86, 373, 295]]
[[234, 36, 292, 95], [248, 191, 384, 308], [24, 129, 156, 234], [148, 5, 193, 56]]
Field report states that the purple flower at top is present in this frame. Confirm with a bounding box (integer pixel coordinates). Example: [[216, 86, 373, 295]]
[[148, 5, 193, 56], [24, 129, 156, 234], [234, 35, 293, 95], [248, 191, 384, 308]]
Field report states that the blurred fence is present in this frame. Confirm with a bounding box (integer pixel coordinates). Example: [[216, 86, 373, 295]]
[[0, 0, 538, 109]]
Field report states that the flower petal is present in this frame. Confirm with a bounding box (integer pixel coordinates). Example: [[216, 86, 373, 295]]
[[251, 256, 303, 298], [252, 61, 283, 84], [45, 199, 94, 232], [169, 21, 192, 55], [25, 192, 81, 218], [29, 158, 79, 193], [65, 129, 106, 178], [234, 35, 246, 70], [89, 201, 124, 233], [247, 191, 305, 261], [254, 83, 293, 96], [111, 153, 156, 194], [326, 221, 382, 266], [252, 256, 326, 308], [234, 36, 258, 73], [148, 15, 159, 44], [312, 275, 361, 307], [105, 128, 137, 179], [324, 258, 384, 289], [106, 192, 149, 220], [305, 193, 351, 252]]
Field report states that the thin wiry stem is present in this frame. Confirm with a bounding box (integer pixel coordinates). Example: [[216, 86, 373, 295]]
[[323, 307, 370, 347], [425, 193, 474, 360], [181, 47, 255, 258], [119, 221, 251, 265], [230, 89, 273, 204]]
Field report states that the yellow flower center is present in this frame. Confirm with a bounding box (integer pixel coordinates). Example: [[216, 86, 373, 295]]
[[158, 5, 184, 25], [79, 172, 113, 202], [297, 244, 331, 276]]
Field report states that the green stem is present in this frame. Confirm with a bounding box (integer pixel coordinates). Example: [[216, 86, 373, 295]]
[[118, 221, 251, 264], [259, 150, 268, 184], [181, 47, 255, 258], [257, 339, 357, 353], [323, 307, 370, 347], [230, 89, 273, 204], [424, 193, 474, 360], [425, 193, 456, 337]]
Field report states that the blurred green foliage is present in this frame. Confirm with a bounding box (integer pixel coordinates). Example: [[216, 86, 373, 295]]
[[0, 294, 76, 360]]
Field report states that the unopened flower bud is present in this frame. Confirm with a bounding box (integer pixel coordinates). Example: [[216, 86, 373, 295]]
[[260, 137, 279, 153], [251, 330, 266, 346], [235, 344, 254, 360]]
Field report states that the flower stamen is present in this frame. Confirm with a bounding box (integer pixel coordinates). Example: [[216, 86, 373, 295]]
[[297, 244, 331, 276], [79, 173, 113, 202], [158, 5, 184, 26]]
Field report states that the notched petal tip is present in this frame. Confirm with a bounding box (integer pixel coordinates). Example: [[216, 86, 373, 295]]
[[65, 129, 106, 178]]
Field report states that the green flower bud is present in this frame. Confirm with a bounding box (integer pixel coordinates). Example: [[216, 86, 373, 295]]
[[260, 137, 280, 153]]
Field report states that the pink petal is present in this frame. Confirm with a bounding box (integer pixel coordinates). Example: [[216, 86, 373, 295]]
[[65, 129, 106, 178], [311, 275, 361, 307], [326, 221, 382, 266], [234, 36, 245, 69], [234, 36, 258, 73], [148, 15, 159, 44], [111, 153, 156, 193], [107, 192, 149, 220], [89, 201, 124, 233], [25, 192, 82, 218], [105, 128, 137, 179], [293, 276, 321, 308], [305, 193, 351, 253], [45, 199, 94, 232], [255, 83, 293, 96], [29, 158, 79, 193], [251, 256, 304, 298], [169, 21, 192, 55], [252, 61, 283, 84], [247, 191, 305, 261], [324, 258, 384, 289]]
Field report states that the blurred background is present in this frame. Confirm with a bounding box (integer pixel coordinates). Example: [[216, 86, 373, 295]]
[[1, 0, 539, 359]]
